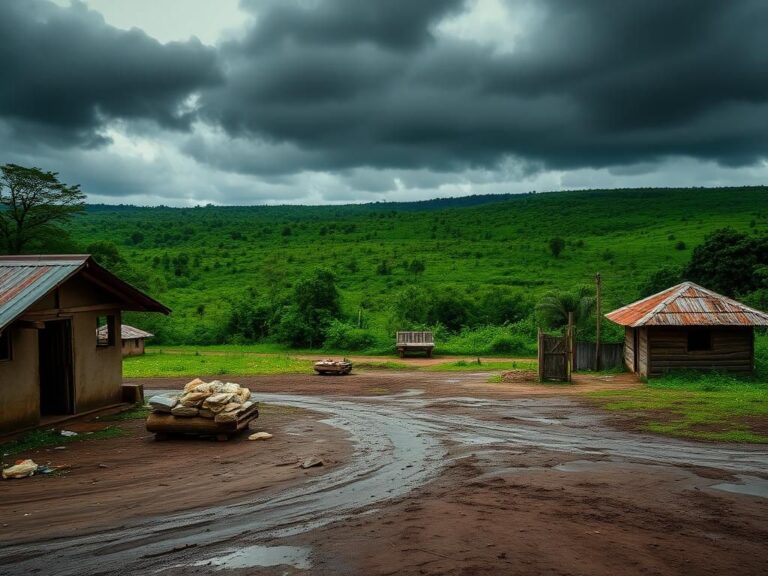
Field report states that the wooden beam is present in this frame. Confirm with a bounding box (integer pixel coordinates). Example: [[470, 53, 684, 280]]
[[15, 320, 46, 330], [20, 303, 122, 317]]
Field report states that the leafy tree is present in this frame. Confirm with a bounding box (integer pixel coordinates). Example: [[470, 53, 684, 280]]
[[638, 265, 683, 297], [408, 259, 426, 275], [476, 288, 527, 325], [87, 241, 125, 269], [0, 164, 85, 253], [275, 268, 340, 347], [227, 299, 274, 341], [685, 228, 768, 297], [389, 285, 431, 328], [548, 237, 565, 258], [376, 260, 391, 275], [536, 286, 595, 333]]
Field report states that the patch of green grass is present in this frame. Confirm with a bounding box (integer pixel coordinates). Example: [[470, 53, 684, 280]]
[[588, 371, 768, 443], [486, 374, 503, 383], [353, 361, 410, 370], [427, 359, 537, 372], [123, 352, 312, 377], [101, 404, 151, 421], [1, 426, 124, 459]]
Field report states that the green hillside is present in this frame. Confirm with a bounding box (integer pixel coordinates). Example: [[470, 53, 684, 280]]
[[67, 186, 768, 351]]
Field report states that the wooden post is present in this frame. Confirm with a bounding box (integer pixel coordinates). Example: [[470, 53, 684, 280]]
[[537, 328, 544, 382], [595, 272, 602, 372], [565, 312, 573, 382]]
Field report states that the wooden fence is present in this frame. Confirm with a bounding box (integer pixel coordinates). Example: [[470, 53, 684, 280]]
[[538, 328, 572, 382], [538, 332, 623, 382], [573, 342, 623, 371]]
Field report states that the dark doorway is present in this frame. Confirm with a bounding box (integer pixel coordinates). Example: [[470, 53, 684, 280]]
[[39, 320, 74, 416], [633, 328, 639, 373]]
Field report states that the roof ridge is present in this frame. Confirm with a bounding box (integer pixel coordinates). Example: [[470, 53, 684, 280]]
[[631, 282, 690, 327], [603, 282, 684, 318]]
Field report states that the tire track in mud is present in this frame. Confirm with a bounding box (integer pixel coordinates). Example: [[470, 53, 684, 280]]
[[1, 391, 766, 575]]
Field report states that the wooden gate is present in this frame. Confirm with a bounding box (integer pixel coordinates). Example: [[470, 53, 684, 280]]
[[537, 328, 573, 382]]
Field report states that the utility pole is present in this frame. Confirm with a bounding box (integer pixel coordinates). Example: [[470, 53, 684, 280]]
[[595, 272, 601, 371]]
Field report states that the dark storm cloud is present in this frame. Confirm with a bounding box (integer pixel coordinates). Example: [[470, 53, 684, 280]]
[[195, 0, 768, 175], [1, 0, 767, 198], [0, 0, 221, 145]]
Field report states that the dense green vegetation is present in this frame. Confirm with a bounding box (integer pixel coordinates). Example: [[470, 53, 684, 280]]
[[59, 186, 768, 352]]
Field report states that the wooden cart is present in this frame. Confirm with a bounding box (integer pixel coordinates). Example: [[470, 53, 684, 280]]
[[146, 402, 259, 441], [313, 360, 353, 375]]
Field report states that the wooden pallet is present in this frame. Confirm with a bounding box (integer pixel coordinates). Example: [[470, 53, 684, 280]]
[[146, 402, 259, 441]]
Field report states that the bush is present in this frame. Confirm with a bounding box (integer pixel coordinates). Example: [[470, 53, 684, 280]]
[[323, 320, 377, 351]]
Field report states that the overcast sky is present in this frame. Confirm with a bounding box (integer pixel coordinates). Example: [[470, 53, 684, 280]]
[[2, 0, 767, 206]]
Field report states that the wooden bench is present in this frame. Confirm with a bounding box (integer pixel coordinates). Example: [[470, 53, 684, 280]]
[[396, 331, 435, 358]]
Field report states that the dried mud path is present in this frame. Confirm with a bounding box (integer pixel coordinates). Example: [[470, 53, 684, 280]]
[[1, 371, 767, 575]]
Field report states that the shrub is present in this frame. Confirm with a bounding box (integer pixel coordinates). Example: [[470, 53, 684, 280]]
[[323, 320, 377, 351], [549, 237, 565, 258]]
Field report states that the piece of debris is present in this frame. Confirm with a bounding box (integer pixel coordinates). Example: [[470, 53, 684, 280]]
[[2, 459, 38, 479], [60, 430, 78, 437], [301, 457, 324, 469], [53, 446, 67, 450], [34, 464, 69, 475], [148, 395, 178, 413], [248, 432, 273, 441], [98, 463, 109, 469]]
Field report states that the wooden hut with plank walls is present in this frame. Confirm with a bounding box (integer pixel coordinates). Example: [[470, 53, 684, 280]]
[[0, 255, 169, 434], [605, 282, 768, 377]]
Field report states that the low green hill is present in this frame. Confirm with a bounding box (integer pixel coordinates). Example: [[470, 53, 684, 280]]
[[68, 186, 768, 350]]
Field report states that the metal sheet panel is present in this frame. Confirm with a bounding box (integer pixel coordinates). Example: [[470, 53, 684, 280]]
[[0, 258, 85, 331], [97, 324, 154, 340], [605, 282, 768, 327]]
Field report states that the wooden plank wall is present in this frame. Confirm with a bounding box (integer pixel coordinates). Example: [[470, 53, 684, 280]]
[[623, 327, 635, 372], [638, 327, 649, 377], [647, 326, 753, 376]]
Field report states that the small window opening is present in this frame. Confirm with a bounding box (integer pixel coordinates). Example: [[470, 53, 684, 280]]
[[97, 315, 116, 347], [687, 329, 711, 352], [0, 329, 11, 361]]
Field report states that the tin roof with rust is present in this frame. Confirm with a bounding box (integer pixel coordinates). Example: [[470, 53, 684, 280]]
[[97, 324, 154, 340], [0, 255, 169, 332], [605, 282, 768, 327]]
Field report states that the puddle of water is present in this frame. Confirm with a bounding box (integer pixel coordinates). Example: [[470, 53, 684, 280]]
[[711, 475, 768, 499], [191, 545, 311, 571], [554, 460, 614, 473]]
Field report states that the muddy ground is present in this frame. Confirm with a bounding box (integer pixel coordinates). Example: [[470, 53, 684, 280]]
[[0, 370, 766, 576]]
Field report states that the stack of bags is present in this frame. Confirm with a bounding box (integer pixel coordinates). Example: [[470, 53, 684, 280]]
[[148, 378, 254, 424]]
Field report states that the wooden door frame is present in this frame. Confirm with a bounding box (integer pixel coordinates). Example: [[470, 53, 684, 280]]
[[38, 318, 75, 416]]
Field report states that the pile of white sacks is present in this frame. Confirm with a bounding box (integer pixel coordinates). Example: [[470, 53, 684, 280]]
[[148, 378, 254, 424]]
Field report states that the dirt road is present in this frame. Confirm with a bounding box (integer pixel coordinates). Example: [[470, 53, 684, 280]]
[[1, 371, 766, 575]]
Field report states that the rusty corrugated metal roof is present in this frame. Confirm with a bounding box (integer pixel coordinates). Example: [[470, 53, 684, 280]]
[[0, 255, 170, 332], [0, 256, 87, 332], [97, 324, 154, 340], [605, 282, 768, 327]]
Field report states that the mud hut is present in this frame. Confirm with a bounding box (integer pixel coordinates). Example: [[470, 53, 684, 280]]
[[98, 324, 154, 357], [605, 282, 768, 377], [0, 255, 169, 433]]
